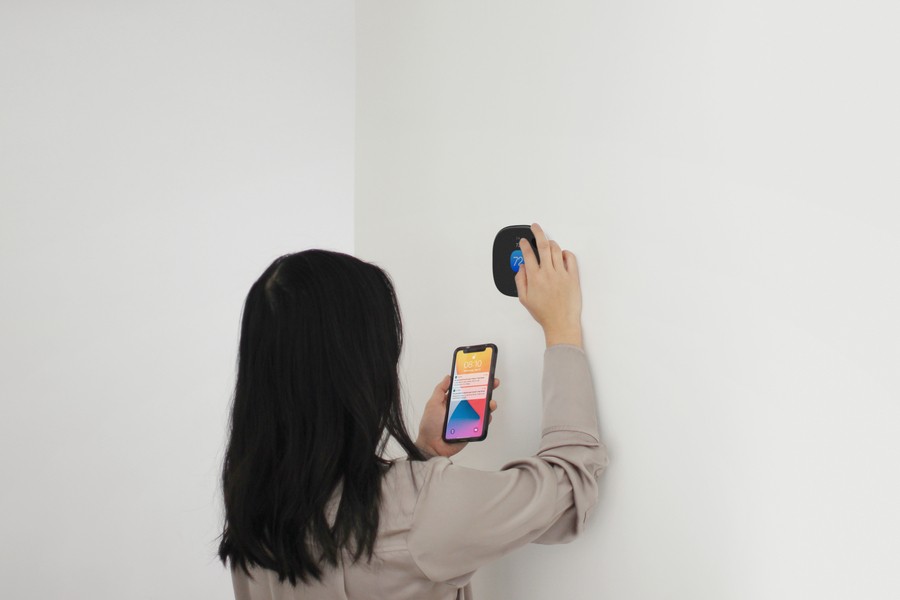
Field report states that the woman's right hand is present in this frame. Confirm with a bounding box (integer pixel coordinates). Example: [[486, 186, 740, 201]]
[[514, 223, 584, 349]]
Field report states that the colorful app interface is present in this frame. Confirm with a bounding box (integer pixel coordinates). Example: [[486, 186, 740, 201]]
[[445, 347, 493, 440]]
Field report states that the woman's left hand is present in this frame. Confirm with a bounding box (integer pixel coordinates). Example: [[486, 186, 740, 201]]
[[415, 374, 500, 459]]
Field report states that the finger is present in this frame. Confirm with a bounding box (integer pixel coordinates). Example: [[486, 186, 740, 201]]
[[489, 399, 498, 412], [431, 375, 451, 404], [549, 240, 563, 271], [434, 374, 451, 394], [562, 250, 579, 277], [492, 377, 500, 389], [514, 262, 527, 300], [531, 223, 553, 271], [519, 235, 539, 273]]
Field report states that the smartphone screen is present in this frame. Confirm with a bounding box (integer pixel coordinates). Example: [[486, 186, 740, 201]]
[[442, 344, 497, 443]]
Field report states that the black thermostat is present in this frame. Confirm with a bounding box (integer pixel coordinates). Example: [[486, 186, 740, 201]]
[[492, 225, 541, 297]]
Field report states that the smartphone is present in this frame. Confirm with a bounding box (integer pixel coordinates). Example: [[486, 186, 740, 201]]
[[441, 343, 498, 443]]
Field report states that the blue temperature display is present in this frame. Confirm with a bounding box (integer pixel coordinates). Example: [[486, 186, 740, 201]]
[[510, 249, 524, 272]]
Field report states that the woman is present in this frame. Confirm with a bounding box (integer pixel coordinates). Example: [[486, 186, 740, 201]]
[[218, 223, 608, 599]]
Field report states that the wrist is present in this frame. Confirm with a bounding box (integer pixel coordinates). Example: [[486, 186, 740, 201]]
[[415, 437, 438, 458], [544, 325, 583, 349]]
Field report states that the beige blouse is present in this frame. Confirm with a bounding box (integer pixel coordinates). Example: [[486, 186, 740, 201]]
[[230, 344, 609, 599]]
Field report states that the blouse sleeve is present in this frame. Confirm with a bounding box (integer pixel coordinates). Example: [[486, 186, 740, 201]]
[[406, 344, 609, 585]]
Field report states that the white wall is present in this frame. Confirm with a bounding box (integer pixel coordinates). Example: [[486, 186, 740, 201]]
[[0, 2, 354, 598], [357, 1, 900, 598]]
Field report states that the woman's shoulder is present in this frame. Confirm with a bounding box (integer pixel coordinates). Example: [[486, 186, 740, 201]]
[[381, 458, 449, 509], [385, 456, 450, 487], [373, 457, 449, 534]]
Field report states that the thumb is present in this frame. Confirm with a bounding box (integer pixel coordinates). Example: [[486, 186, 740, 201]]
[[432, 375, 451, 401], [515, 264, 527, 299]]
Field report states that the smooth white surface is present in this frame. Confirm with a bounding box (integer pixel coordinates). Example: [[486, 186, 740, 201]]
[[0, 2, 353, 597], [357, 1, 900, 598]]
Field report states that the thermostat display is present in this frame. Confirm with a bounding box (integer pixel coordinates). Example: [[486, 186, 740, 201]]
[[492, 225, 541, 296]]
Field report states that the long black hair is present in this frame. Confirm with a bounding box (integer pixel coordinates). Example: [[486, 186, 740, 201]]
[[218, 249, 426, 584]]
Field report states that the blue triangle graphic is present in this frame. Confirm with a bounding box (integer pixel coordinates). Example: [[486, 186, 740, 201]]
[[450, 400, 480, 421]]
